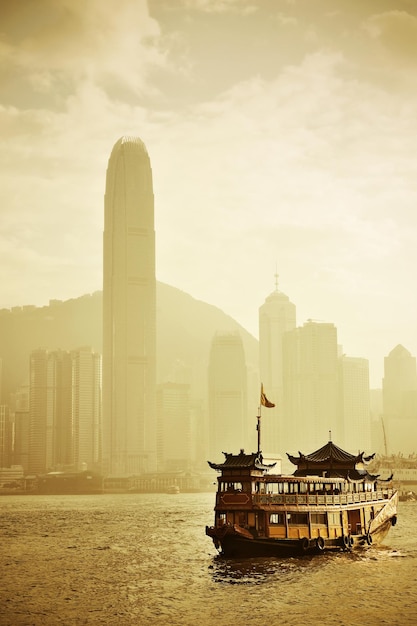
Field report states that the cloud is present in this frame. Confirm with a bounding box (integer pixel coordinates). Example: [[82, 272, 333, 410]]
[[363, 10, 417, 62], [1, 0, 416, 383], [178, 0, 257, 14], [0, 0, 164, 99]]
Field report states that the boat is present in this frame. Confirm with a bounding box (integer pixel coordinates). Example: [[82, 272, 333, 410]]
[[205, 395, 398, 558], [399, 490, 417, 502], [166, 484, 180, 494]]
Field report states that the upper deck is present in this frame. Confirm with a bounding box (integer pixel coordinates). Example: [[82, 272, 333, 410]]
[[215, 474, 394, 509]]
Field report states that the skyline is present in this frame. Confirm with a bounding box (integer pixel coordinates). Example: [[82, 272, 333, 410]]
[[1, 1, 417, 387]]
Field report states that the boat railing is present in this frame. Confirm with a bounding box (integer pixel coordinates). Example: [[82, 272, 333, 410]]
[[249, 489, 394, 507]]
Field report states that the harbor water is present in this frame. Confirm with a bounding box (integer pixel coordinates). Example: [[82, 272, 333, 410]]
[[1, 493, 416, 626]]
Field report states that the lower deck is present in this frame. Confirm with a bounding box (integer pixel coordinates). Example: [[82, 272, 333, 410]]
[[214, 488, 396, 541]]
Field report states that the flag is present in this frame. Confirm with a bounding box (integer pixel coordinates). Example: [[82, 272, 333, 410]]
[[260, 383, 275, 408]]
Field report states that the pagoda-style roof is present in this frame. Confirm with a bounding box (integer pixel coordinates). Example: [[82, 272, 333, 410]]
[[208, 450, 275, 472], [288, 441, 375, 478]]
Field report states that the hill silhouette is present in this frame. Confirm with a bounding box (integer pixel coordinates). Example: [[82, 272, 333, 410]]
[[0, 282, 259, 405]]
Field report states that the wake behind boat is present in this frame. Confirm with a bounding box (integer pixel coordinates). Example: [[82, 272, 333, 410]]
[[205, 389, 398, 558]]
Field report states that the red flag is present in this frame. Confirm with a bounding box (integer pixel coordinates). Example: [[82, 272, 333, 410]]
[[260, 384, 275, 408]]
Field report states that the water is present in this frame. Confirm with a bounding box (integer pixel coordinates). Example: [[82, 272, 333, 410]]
[[1, 493, 416, 626]]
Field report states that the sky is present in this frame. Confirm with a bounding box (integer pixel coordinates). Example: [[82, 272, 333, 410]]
[[1, 0, 416, 386]]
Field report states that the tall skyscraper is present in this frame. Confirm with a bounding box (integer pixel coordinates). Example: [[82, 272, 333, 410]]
[[208, 332, 248, 460], [283, 321, 340, 457], [382, 344, 417, 455], [103, 136, 157, 475], [259, 274, 296, 455]]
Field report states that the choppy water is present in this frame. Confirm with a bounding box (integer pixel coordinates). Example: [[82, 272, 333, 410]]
[[0, 493, 416, 626]]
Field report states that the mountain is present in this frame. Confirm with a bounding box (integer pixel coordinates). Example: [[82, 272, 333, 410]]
[[0, 282, 259, 405]]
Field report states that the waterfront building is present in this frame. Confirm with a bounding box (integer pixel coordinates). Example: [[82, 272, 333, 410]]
[[28, 349, 71, 474], [382, 345, 417, 455], [283, 320, 341, 459], [0, 404, 11, 469], [102, 136, 157, 475], [12, 383, 30, 472], [259, 274, 296, 455], [208, 332, 248, 461], [28, 348, 101, 474]]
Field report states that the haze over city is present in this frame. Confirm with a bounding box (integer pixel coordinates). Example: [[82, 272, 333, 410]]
[[1, 0, 417, 387]]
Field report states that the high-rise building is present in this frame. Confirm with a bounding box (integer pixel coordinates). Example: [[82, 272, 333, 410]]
[[259, 275, 296, 455], [28, 349, 67, 474], [283, 321, 340, 458], [338, 356, 371, 453], [71, 347, 102, 470], [28, 348, 101, 474], [102, 136, 157, 475], [0, 404, 11, 468], [156, 382, 192, 471], [208, 332, 248, 461], [12, 383, 30, 472], [382, 344, 417, 455]]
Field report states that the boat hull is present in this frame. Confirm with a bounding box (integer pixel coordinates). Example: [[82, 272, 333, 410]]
[[206, 521, 396, 558]]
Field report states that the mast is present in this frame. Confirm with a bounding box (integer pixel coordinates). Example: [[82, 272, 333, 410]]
[[257, 405, 262, 454]]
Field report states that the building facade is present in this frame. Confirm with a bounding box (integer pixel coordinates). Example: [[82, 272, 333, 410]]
[[102, 136, 157, 475]]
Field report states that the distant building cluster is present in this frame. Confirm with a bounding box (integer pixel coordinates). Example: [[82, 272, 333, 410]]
[[1, 136, 417, 488]]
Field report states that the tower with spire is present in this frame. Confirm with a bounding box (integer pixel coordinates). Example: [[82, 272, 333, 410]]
[[258, 271, 296, 456]]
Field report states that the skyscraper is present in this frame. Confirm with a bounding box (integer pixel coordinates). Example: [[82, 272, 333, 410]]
[[259, 275, 296, 455], [71, 347, 102, 471], [283, 320, 340, 456], [156, 382, 192, 471], [28, 348, 101, 474], [382, 344, 417, 455], [103, 136, 157, 475], [338, 356, 371, 452], [28, 349, 72, 474], [208, 332, 248, 460]]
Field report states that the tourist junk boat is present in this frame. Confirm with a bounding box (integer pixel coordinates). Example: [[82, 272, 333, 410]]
[[206, 390, 398, 558]]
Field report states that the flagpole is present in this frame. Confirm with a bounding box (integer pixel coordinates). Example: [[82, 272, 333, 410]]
[[257, 403, 261, 454]]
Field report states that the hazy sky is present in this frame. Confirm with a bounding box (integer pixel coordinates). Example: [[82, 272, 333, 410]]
[[1, 0, 416, 386]]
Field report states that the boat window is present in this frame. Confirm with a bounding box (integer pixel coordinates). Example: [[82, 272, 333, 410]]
[[267, 483, 279, 494], [269, 513, 285, 525], [299, 482, 308, 493], [311, 513, 326, 525], [225, 482, 243, 492], [287, 513, 308, 525], [217, 513, 227, 525], [328, 512, 340, 525]]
